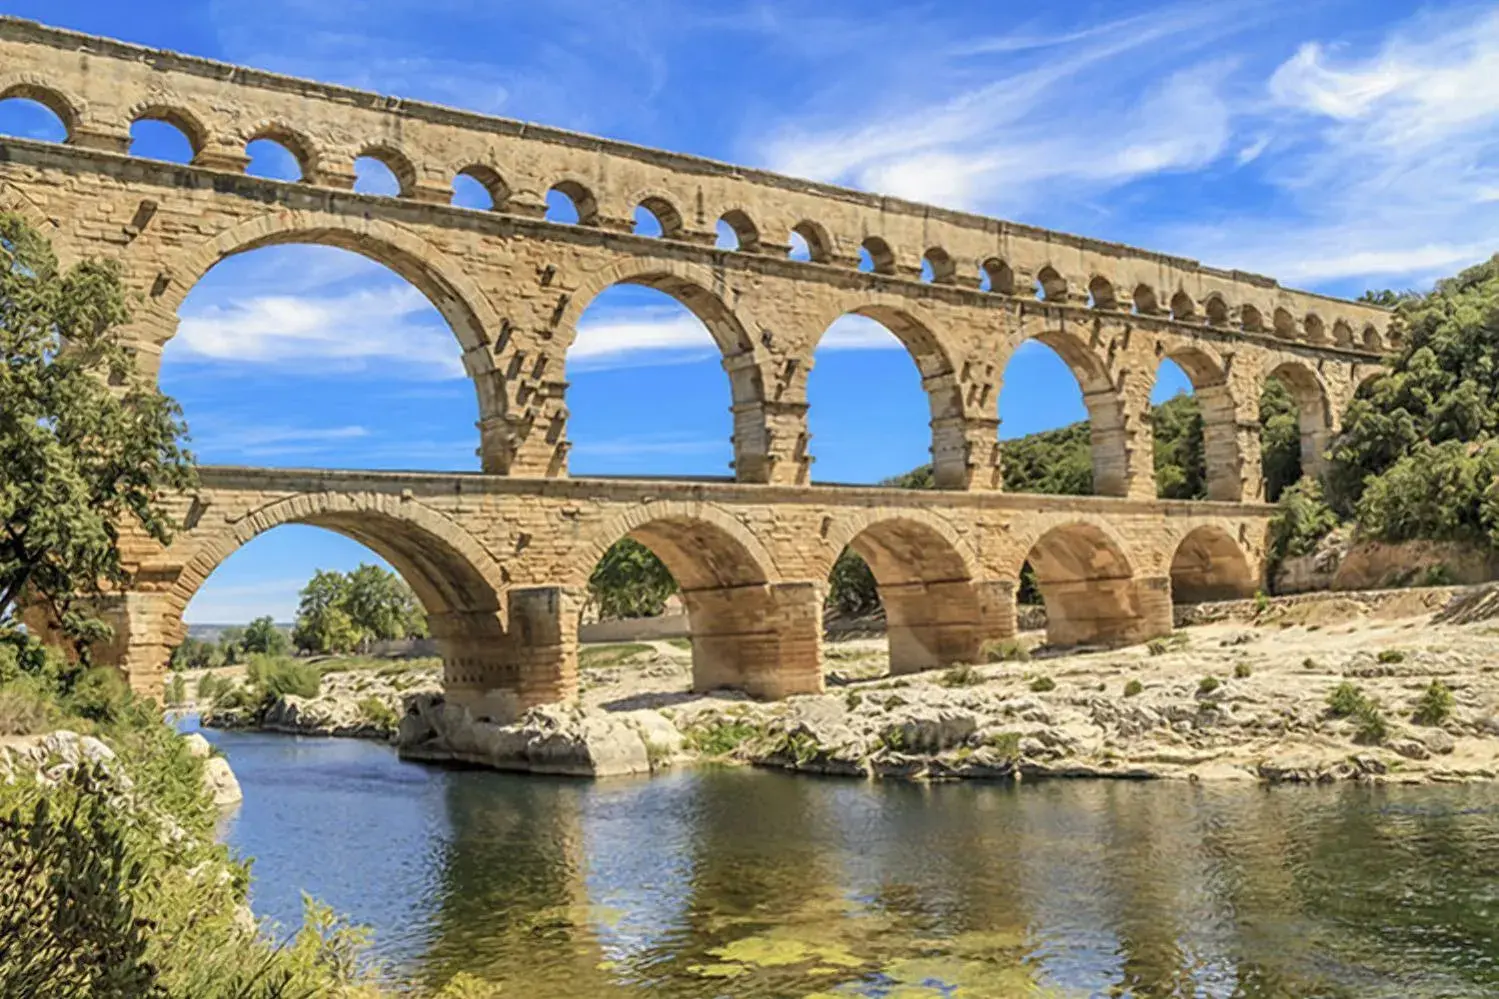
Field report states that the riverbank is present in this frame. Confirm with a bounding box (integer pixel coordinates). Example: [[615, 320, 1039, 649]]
[[199, 585, 1499, 785]]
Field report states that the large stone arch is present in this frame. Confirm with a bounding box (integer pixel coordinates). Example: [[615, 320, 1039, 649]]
[[824, 510, 989, 674], [555, 256, 773, 481], [158, 211, 500, 354], [1152, 342, 1247, 501], [1011, 518, 1165, 647], [168, 491, 505, 618], [1261, 357, 1333, 483], [1005, 317, 1132, 497], [570, 500, 778, 591], [1168, 524, 1258, 604], [805, 294, 971, 488], [148, 210, 513, 471], [164, 490, 508, 698], [570, 500, 818, 697]]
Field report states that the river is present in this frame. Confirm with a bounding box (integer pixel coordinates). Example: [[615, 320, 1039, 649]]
[[186, 718, 1499, 998]]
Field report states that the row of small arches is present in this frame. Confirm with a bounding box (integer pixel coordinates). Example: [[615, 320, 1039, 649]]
[[0, 83, 1390, 352]]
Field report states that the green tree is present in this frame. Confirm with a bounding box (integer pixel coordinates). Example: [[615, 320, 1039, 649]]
[[240, 616, 290, 657], [0, 213, 195, 658], [291, 570, 353, 654], [216, 626, 244, 666], [341, 563, 425, 645], [826, 548, 879, 616], [588, 539, 678, 619], [1259, 377, 1303, 502], [168, 637, 222, 672], [1327, 256, 1499, 530], [1152, 393, 1206, 500]]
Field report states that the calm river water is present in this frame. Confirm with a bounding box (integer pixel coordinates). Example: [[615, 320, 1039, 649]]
[[187, 719, 1499, 998]]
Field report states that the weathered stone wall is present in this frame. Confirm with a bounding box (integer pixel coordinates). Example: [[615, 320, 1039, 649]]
[[0, 17, 1388, 497]]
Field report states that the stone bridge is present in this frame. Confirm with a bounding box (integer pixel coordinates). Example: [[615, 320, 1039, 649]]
[[101, 467, 1274, 716], [0, 19, 1390, 707]]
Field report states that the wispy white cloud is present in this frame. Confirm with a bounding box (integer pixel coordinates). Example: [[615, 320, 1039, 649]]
[[176, 284, 463, 377], [759, 4, 1252, 213], [569, 309, 901, 370], [1168, 4, 1499, 287], [190, 423, 370, 459]]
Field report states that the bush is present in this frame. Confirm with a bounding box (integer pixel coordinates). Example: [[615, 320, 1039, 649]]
[[684, 719, 764, 758], [165, 673, 187, 707], [1267, 479, 1340, 570], [1377, 649, 1406, 664], [1123, 679, 1144, 697], [1029, 676, 1056, 693], [1327, 682, 1368, 718], [245, 656, 321, 701], [938, 663, 984, 688], [984, 731, 1022, 761], [1353, 699, 1388, 744], [0, 764, 160, 996], [1147, 639, 1168, 657], [195, 673, 222, 705], [1413, 680, 1455, 726], [65, 668, 132, 725], [0, 677, 62, 737], [1197, 676, 1221, 696], [981, 639, 1030, 663], [356, 696, 398, 731]]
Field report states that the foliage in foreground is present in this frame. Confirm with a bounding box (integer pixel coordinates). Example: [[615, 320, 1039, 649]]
[[0, 213, 195, 659], [0, 667, 501, 998]]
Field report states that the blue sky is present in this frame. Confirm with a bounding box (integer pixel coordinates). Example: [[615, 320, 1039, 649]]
[[7, 0, 1499, 623]]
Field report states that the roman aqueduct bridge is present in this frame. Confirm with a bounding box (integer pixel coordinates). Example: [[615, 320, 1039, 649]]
[[0, 18, 1392, 710]]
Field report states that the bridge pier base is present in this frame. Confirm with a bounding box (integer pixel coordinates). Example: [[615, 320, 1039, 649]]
[[440, 586, 582, 724], [1039, 575, 1173, 648], [684, 581, 824, 699]]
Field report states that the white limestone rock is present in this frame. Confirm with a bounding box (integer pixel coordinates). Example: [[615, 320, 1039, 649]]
[[397, 695, 678, 778]]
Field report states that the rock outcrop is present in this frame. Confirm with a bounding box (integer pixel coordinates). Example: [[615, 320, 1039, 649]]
[[398, 695, 683, 778]]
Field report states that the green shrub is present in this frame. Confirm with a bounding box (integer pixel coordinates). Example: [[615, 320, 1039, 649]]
[[1266, 479, 1340, 570], [164, 673, 187, 707], [938, 663, 984, 688], [1233, 663, 1252, 679], [195, 673, 222, 705], [1197, 676, 1221, 696], [684, 719, 763, 758], [1377, 649, 1406, 664], [1303, 657, 1319, 670], [1254, 590, 1270, 614], [984, 731, 1022, 761], [1327, 682, 1368, 718], [1029, 676, 1056, 693], [356, 696, 398, 731], [246, 656, 320, 700], [981, 639, 1030, 663], [0, 676, 62, 737], [1353, 699, 1388, 744], [1123, 679, 1144, 697], [843, 690, 863, 712], [1421, 564, 1457, 587], [1147, 639, 1169, 656], [1413, 680, 1455, 726], [65, 668, 131, 725]]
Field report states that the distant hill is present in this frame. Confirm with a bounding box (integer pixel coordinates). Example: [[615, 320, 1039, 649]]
[[186, 623, 292, 642]]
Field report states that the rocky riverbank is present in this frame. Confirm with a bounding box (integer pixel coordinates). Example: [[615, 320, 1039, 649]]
[[204, 586, 1499, 785]]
